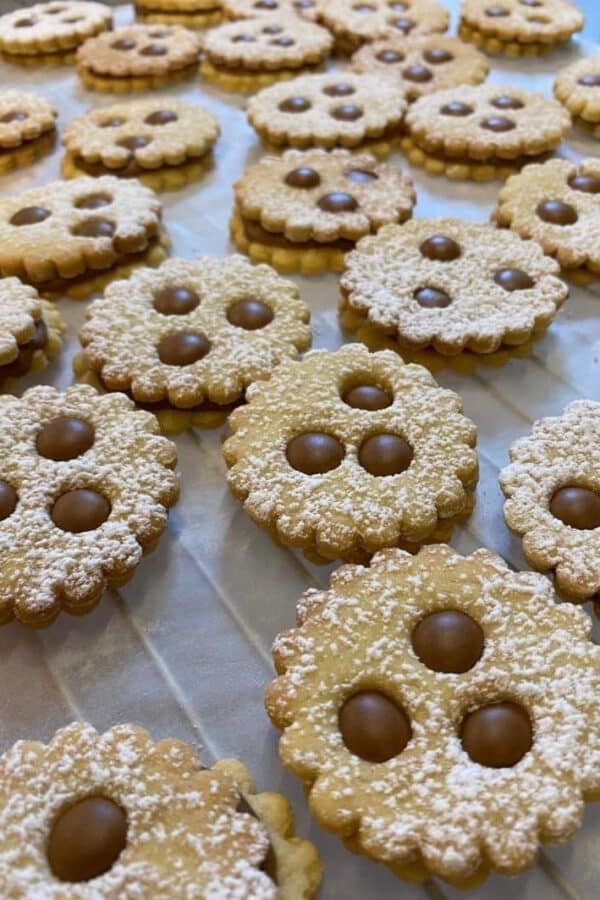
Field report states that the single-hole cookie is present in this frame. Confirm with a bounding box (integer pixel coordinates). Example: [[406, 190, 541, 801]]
[[554, 54, 600, 137], [403, 83, 571, 182], [0, 1, 112, 56], [0, 279, 65, 389], [266, 544, 600, 887], [231, 148, 415, 274], [223, 0, 322, 22], [500, 400, 600, 601], [351, 35, 489, 103], [493, 157, 600, 279], [317, 0, 449, 54], [341, 218, 567, 355], [0, 90, 58, 174], [223, 344, 478, 561], [0, 722, 322, 897], [459, 0, 584, 57], [248, 71, 407, 151]]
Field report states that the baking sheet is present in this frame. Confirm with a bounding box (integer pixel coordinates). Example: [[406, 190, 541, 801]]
[[0, 2, 599, 898]]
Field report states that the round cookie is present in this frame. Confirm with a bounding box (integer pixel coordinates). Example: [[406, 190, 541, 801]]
[[223, 344, 478, 562], [340, 218, 568, 355], [459, 0, 584, 57], [0, 90, 58, 173], [402, 83, 571, 181], [0, 1, 111, 57], [351, 35, 489, 103], [201, 16, 333, 92], [135, 0, 223, 30], [265, 544, 600, 887], [231, 148, 415, 274], [317, 0, 449, 54], [223, 0, 322, 21], [554, 54, 600, 138], [0, 279, 65, 389], [493, 157, 600, 281], [247, 71, 407, 153], [500, 400, 600, 601], [0, 722, 322, 896]]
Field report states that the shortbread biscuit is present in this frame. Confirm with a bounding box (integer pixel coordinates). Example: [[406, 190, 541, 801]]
[[231, 148, 415, 273], [223, 0, 321, 22], [0, 1, 111, 56], [0, 722, 322, 897], [135, 0, 223, 29], [0, 279, 65, 388], [494, 157, 600, 280], [500, 400, 600, 602], [201, 16, 332, 92], [223, 344, 478, 562], [460, 0, 584, 57], [318, 0, 449, 54], [351, 35, 489, 102], [341, 219, 567, 355], [266, 544, 600, 887], [403, 84, 571, 181], [0, 90, 57, 173], [0, 384, 179, 626], [554, 54, 600, 138], [248, 72, 407, 151]]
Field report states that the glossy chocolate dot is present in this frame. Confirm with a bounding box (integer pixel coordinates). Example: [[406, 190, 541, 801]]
[[10, 206, 50, 226], [402, 64, 432, 83], [232, 33, 256, 42], [550, 486, 600, 530], [377, 49, 403, 63], [75, 193, 112, 210], [494, 268, 534, 291], [342, 384, 392, 410], [346, 169, 378, 182], [47, 797, 127, 882], [118, 135, 151, 151], [318, 191, 358, 212], [491, 95, 524, 110], [520, 0, 542, 5], [262, 24, 283, 34], [578, 74, 600, 87], [111, 38, 136, 50], [536, 199, 578, 225], [441, 101, 473, 116], [255, 0, 277, 6], [15, 18, 36, 26], [359, 433, 412, 477], [286, 433, 345, 475], [323, 83, 356, 97], [461, 702, 533, 768], [153, 286, 200, 315], [414, 286, 452, 308], [72, 219, 115, 238], [388, 1, 408, 8], [331, 104, 363, 121], [353, 3, 376, 11], [339, 691, 411, 762], [295, 0, 315, 7], [424, 47, 453, 64], [481, 116, 516, 132], [149, 29, 170, 37], [485, 5, 510, 14], [144, 109, 178, 125], [278, 96, 311, 113], [227, 299, 274, 330], [51, 489, 111, 533], [412, 610, 484, 673], [568, 173, 600, 194], [393, 17, 415, 32], [0, 110, 28, 123], [0, 482, 17, 522], [271, 36, 295, 46], [100, 117, 126, 128], [158, 332, 210, 366], [140, 43, 167, 56], [285, 166, 321, 188], [420, 234, 461, 261], [37, 417, 95, 462]]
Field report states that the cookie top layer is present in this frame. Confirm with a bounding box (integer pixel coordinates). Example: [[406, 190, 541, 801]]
[[77, 24, 201, 77], [0, 279, 49, 365], [460, 0, 584, 44], [203, 16, 332, 71], [341, 218, 567, 354], [351, 35, 489, 102], [0, 1, 111, 54], [494, 157, 600, 271], [224, 0, 321, 19], [235, 148, 415, 241], [248, 72, 407, 148], [554, 53, 600, 123], [63, 99, 219, 171], [406, 83, 571, 161], [0, 91, 57, 150], [319, 0, 449, 44]]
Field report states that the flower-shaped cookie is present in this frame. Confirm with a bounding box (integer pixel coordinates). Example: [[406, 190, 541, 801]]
[[0, 1, 112, 56], [459, 0, 584, 57], [0, 90, 57, 149], [248, 71, 407, 150], [500, 400, 600, 601], [0, 384, 179, 626], [351, 35, 489, 102], [223, 345, 478, 561], [266, 544, 600, 886], [494, 158, 600, 279], [224, 0, 321, 20], [341, 219, 567, 355], [555, 54, 600, 136], [318, 0, 449, 53], [0, 279, 65, 386], [0, 722, 322, 897]]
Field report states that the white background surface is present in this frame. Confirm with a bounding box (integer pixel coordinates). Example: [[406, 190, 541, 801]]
[[0, 2, 599, 898]]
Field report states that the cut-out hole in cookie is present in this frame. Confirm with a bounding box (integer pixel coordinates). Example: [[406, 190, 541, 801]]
[[440, 101, 473, 116], [14, 18, 36, 27], [494, 268, 534, 291], [549, 485, 600, 530], [491, 95, 524, 110], [145, 110, 178, 125], [0, 481, 18, 522], [0, 110, 29, 123], [227, 299, 274, 330], [278, 96, 311, 113], [140, 44, 167, 56], [262, 24, 283, 34], [295, 0, 315, 7], [63, 16, 83, 23], [485, 5, 510, 15], [414, 286, 452, 308], [527, 13, 550, 22], [330, 104, 363, 121], [232, 34, 256, 42], [75, 194, 113, 210], [46, 6, 66, 13], [72, 219, 115, 238], [51, 489, 111, 533], [100, 117, 126, 128], [285, 166, 321, 188], [568, 173, 600, 194], [420, 234, 461, 261], [412, 610, 485, 673], [353, 3, 376, 11], [520, 0, 543, 6], [117, 136, 151, 151], [318, 191, 358, 212], [358, 433, 413, 476], [342, 383, 393, 410], [461, 701, 533, 768], [47, 796, 127, 883], [480, 116, 516, 132], [254, 0, 278, 7], [424, 47, 453, 64], [10, 206, 51, 226], [346, 168, 378, 182], [536, 199, 578, 225], [149, 30, 170, 37], [339, 690, 412, 762], [157, 331, 210, 366], [111, 38, 136, 50], [402, 64, 432, 83], [376, 49, 403, 63], [37, 416, 95, 462], [388, 1, 408, 8], [323, 83, 356, 97], [578, 74, 600, 87], [391, 17, 416, 32], [153, 286, 200, 315], [286, 432, 345, 475], [270, 36, 295, 46]]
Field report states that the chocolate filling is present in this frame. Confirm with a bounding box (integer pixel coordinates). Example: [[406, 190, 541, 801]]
[[95, 370, 242, 416], [0, 127, 56, 157], [208, 58, 322, 75], [82, 62, 198, 82], [0, 318, 48, 380], [240, 212, 356, 251], [71, 152, 207, 178], [410, 138, 551, 169]]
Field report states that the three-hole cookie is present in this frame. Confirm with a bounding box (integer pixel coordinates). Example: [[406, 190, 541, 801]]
[[223, 0, 322, 20], [459, 0, 584, 57], [0, 1, 112, 57], [317, 0, 449, 54]]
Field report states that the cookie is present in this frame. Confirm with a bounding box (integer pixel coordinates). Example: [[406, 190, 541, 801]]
[[223, 344, 478, 563], [61, 99, 219, 193], [340, 219, 568, 356], [0, 175, 166, 299], [350, 35, 489, 103], [76, 24, 201, 92], [0, 1, 111, 57], [555, 54, 600, 138], [402, 84, 570, 182], [0, 722, 322, 897], [265, 544, 600, 887], [223, 0, 322, 22], [231, 148, 415, 274], [493, 157, 600, 281], [247, 72, 407, 154], [0, 279, 65, 389], [318, 0, 449, 54], [200, 16, 333, 92], [500, 400, 600, 602], [0, 90, 57, 173], [459, 0, 584, 57], [135, 0, 223, 30], [75, 255, 311, 434]]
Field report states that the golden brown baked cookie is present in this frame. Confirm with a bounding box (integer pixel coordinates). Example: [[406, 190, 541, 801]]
[[351, 35, 489, 102], [459, 0, 584, 57], [231, 148, 415, 274], [266, 544, 600, 887], [0, 722, 322, 897], [402, 83, 571, 181], [0, 279, 65, 389], [223, 0, 321, 21], [493, 157, 600, 281], [500, 400, 600, 601], [554, 54, 600, 137], [318, 0, 449, 54], [223, 344, 478, 562], [135, 0, 223, 30], [0, 90, 57, 173], [0, 1, 111, 57]]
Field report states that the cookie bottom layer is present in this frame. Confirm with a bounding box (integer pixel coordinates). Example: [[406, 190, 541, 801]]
[[77, 62, 198, 93], [0, 129, 56, 174], [201, 58, 322, 93], [400, 135, 541, 182], [458, 22, 564, 57], [0, 301, 65, 393], [61, 151, 214, 193], [1, 49, 76, 67], [136, 8, 223, 27], [254, 121, 402, 157]]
